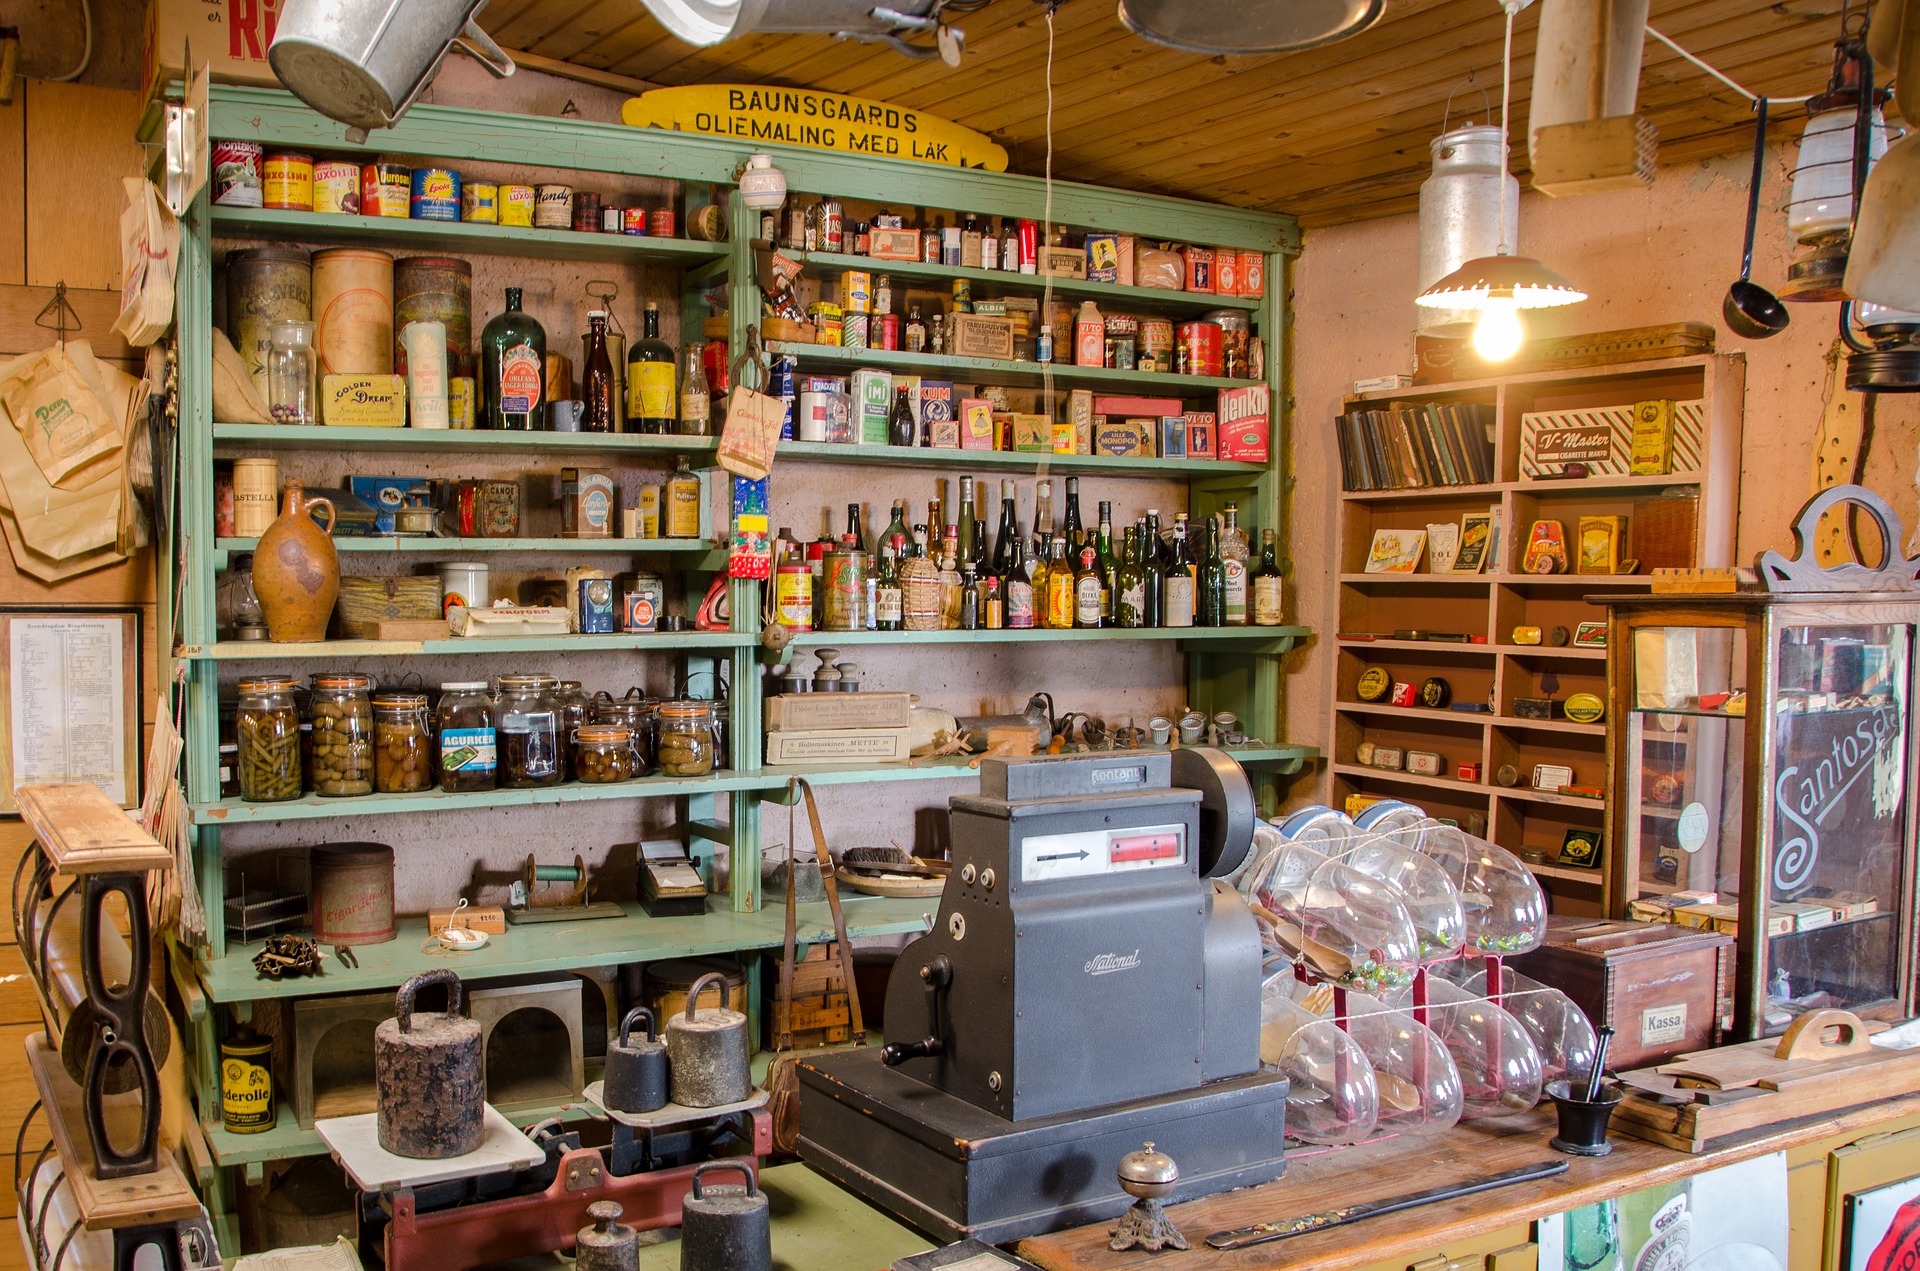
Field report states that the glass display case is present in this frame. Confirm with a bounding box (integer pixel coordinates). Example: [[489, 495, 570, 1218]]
[[1599, 488, 1920, 1039]]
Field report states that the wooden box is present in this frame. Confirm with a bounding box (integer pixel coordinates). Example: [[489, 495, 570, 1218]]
[[765, 943, 852, 1049], [1531, 115, 1658, 197], [334, 575, 443, 639], [766, 691, 912, 731], [1510, 916, 1732, 1068]]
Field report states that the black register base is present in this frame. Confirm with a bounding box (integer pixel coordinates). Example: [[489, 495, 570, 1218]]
[[796, 1050, 1290, 1245]]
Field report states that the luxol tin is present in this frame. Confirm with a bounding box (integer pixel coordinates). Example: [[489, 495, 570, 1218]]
[[500, 185, 536, 227], [313, 160, 360, 214]]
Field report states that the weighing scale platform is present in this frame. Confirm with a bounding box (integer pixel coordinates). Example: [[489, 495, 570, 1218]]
[[581, 1082, 769, 1128], [316, 1105, 545, 1192], [796, 1049, 1290, 1245]]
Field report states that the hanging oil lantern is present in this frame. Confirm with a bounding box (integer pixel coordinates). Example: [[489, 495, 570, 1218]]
[[1416, 122, 1520, 338]]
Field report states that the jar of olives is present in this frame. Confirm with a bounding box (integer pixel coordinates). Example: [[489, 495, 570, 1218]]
[[497, 673, 563, 787], [655, 699, 717, 776], [309, 673, 375, 796], [555, 680, 590, 780], [573, 724, 636, 783], [236, 676, 302, 802], [373, 692, 432, 793], [590, 690, 654, 776], [436, 681, 497, 792]]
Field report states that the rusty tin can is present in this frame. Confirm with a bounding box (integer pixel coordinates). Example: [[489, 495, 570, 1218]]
[[310, 842, 396, 946]]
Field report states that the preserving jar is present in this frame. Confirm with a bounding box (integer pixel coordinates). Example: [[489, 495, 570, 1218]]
[[436, 681, 497, 792], [498, 673, 562, 787], [590, 690, 655, 776], [373, 692, 432, 793], [309, 673, 374, 796], [573, 725, 636, 783], [236, 676, 302, 802], [555, 680, 590, 781], [655, 700, 717, 776]]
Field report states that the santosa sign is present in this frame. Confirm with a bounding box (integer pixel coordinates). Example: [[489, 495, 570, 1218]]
[[621, 86, 1009, 171]]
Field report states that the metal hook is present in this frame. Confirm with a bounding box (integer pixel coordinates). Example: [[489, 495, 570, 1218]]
[[34, 282, 80, 346]]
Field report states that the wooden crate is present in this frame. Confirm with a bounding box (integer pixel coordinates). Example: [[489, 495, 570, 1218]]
[[765, 944, 852, 1048], [1510, 916, 1732, 1068], [1415, 322, 1716, 384]]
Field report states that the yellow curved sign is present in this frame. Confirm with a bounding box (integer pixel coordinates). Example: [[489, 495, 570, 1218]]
[[622, 85, 1008, 172]]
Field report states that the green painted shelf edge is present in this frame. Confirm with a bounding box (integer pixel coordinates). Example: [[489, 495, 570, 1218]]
[[764, 341, 1247, 393], [211, 206, 730, 266], [763, 624, 1310, 664], [773, 441, 1265, 478], [216, 537, 713, 555], [796, 250, 1261, 314], [754, 745, 1317, 789], [211, 425, 722, 455], [179, 631, 750, 662], [191, 768, 769, 823], [197, 894, 932, 1003]]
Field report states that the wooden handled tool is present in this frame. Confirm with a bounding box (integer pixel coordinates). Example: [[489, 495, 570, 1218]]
[[1205, 1161, 1569, 1250]]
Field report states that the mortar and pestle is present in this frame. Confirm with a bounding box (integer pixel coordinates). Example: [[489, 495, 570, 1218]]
[[1546, 1024, 1621, 1156]]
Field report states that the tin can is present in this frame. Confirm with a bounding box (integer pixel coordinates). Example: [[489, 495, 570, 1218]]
[[843, 270, 871, 313], [623, 207, 650, 236], [311, 842, 396, 946], [688, 204, 727, 241], [807, 302, 843, 345], [500, 184, 535, 227], [534, 184, 574, 229], [617, 572, 663, 631], [1214, 248, 1240, 297], [394, 256, 473, 378], [439, 561, 489, 614], [572, 191, 601, 232], [876, 313, 901, 351], [312, 160, 360, 214], [770, 354, 797, 439], [263, 151, 314, 211], [361, 163, 411, 217], [220, 1031, 276, 1133], [821, 548, 867, 631], [410, 167, 461, 221], [212, 141, 264, 207], [950, 278, 971, 313], [1177, 321, 1224, 378], [1207, 309, 1251, 379], [820, 199, 844, 252], [313, 247, 395, 376], [601, 205, 623, 233], [774, 563, 813, 631], [842, 312, 869, 349], [460, 183, 497, 223], [1138, 316, 1175, 365], [649, 208, 676, 238], [1239, 249, 1265, 297], [225, 247, 312, 403], [232, 457, 279, 536], [637, 485, 661, 538]]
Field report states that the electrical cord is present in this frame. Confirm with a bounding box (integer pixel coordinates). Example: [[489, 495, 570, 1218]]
[[51, 0, 90, 81], [1645, 24, 1813, 105]]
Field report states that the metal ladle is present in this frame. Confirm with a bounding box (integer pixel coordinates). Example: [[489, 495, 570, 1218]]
[[1724, 97, 1791, 339]]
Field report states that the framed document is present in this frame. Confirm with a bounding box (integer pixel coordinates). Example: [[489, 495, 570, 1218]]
[[1, 609, 142, 814]]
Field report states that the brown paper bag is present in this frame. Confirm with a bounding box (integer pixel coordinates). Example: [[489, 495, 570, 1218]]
[[111, 177, 179, 348], [0, 352, 133, 564], [0, 343, 123, 487], [717, 383, 784, 480], [211, 329, 273, 425], [0, 507, 123, 583]]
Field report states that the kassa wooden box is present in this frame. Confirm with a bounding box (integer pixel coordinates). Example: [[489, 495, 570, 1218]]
[[1511, 916, 1732, 1067]]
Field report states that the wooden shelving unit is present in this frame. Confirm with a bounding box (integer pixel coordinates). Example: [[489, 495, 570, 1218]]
[[1329, 354, 1744, 911]]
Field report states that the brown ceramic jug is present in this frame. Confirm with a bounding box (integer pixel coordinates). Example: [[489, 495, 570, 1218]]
[[254, 480, 338, 642]]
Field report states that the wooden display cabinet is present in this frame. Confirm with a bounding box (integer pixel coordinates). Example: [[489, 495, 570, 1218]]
[[1599, 488, 1920, 1040], [1331, 353, 1743, 911]]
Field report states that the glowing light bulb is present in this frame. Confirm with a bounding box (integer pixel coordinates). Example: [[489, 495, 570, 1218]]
[[1472, 298, 1524, 360]]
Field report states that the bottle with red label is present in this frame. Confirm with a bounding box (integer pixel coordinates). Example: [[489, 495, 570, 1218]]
[[481, 287, 546, 430]]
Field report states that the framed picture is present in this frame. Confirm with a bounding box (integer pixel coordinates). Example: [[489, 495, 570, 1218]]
[[0, 609, 142, 815], [1364, 528, 1427, 574], [1574, 620, 1609, 649], [1426, 522, 1461, 573], [1452, 514, 1492, 573]]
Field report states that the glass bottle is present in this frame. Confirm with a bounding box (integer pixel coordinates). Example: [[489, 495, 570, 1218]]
[[219, 552, 267, 639], [1220, 501, 1251, 625], [874, 273, 893, 316], [665, 456, 702, 538], [498, 673, 563, 788], [555, 680, 590, 781], [982, 219, 1000, 271], [1005, 537, 1036, 629], [959, 564, 981, 630], [1198, 515, 1227, 627], [583, 309, 616, 433], [905, 304, 928, 353], [1162, 521, 1196, 628], [436, 681, 496, 792], [1116, 528, 1148, 629], [626, 302, 676, 433], [1094, 501, 1119, 627], [678, 341, 711, 436], [845, 502, 867, 552], [1062, 477, 1085, 551], [267, 319, 317, 424], [984, 576, 1004, 629], [888, 387, 917, 446], [1253, 528, 1286, 626], [1044, 536, 1076, 630], [309, 672, 375, 796], [1073, 546, 1103, 629], [655, 700, 717, 776], [1141, 519, 1164, 628], [875, 539, 904, 631], [938, 525, 962, 629], [956, 476, 977, 569], [481, 287, 547, 430], [1000, 220, 1019, 273], [1036, 324, 1054, 364], [1030, 479, 1054, 566], [992, 481, 1018, 577], [882, 501, 910, 550], [372, 692, 433, 793]]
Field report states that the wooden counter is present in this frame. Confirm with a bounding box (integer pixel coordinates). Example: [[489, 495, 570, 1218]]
[[1017, 1093, 1920, 1271]]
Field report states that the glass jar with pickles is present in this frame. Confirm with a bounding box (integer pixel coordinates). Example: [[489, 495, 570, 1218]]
[[309, 672, 374, 796], [572, 724, 636, 783], [655, 699, 717, 776], [236, 676, 302, 802], [373, 691, 433, 793], [590, 690, 654, 776], [436, 681, 497, 792], [497, 673, 562, 787], [555, 680, 590, 781]]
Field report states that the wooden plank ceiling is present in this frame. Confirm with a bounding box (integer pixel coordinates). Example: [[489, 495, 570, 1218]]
[[482, 0, 1852, 226]]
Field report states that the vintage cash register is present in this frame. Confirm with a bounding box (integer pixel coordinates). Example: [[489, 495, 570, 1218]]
[[797, 749, 1289, 1244]]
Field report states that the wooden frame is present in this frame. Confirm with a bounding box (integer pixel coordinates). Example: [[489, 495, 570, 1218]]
[[0, 607, 142, 815]]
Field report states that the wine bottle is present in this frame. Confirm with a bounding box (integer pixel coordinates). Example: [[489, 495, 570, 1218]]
[[480, 286, 546, 431], [626, 302, 675, 434]]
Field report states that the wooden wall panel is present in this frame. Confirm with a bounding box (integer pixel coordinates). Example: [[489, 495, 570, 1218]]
[[0, 87, 23, 288], [24, 82, 142, 292]]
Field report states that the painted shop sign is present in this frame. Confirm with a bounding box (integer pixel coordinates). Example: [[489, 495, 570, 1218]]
[[622, 86, 1009, 171]]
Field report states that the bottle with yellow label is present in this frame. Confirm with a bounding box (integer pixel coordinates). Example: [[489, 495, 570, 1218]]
[[665, 457, 701, 538], [1044, 535, 1076, 629], [626, 302, 676, 433], [221, 1027, 277, 1133]]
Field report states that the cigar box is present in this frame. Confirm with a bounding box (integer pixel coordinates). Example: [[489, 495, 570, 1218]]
[[766, 692, 913, 732], [324, 374, 407, 427]]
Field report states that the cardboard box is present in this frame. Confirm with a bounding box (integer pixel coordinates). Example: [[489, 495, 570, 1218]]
[[868, 228, 922, 261], [765, 727, 913, 765], [766, 692, 913, 731], [1157, 416, 1187, 458], [1183, 245, 1215, 293], [853, 368, 893, 445], [930, 418, 961, 448], [1093, 417, 1152, 458], [1217, 384, 1270, 462], [1038, 246, 1087, 279], [144, 0, 284, 100], [560, 468, 616, 539], [347, 476, 430, 535], [945, 314, 1016, 361], [1630, 398, 1675, 474], [1069, 389, 1095, 454], [325, 375, 407, 427], [960, 399, 995, 450], [1577, 514, 1626, 574], [1094, 395, 1183, 418], [1085, 234, 1121, 283], [918, 381, 954, 437], [1183, 411, 1217, 459], [1011, 414, 1050, 453], [1771, 901, 1834, 932], [1050, 420, 1077, 455]]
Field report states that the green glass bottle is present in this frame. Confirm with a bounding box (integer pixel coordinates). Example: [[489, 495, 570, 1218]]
[[1094, 500, 1119, 627], [1116, 527, 1148, 629], [1252, 529, 1286, 626], [1198, 515, 1227, 627], [480, 287, 546, 430]]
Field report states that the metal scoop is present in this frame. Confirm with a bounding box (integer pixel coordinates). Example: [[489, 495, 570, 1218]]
[[1724, 97, 1792, 340]]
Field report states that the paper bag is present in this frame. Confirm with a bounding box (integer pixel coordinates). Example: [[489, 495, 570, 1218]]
[[717, 383, 784, 480], [0, 352, 133, 565], [0, 344, 123, 487], [0, 508, 124, 584], [112, 177, 179, 348], [211, 329, 274, 425]]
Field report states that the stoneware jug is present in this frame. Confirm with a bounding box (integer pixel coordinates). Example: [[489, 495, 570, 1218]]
[[254, 480, 339, 642]]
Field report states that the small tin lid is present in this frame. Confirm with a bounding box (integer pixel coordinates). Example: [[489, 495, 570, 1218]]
[[237, 674, 299, 694]]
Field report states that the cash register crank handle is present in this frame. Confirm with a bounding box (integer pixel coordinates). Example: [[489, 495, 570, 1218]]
[[1204, 1160, 1568, 1250], [880, 956, 952, 1066]]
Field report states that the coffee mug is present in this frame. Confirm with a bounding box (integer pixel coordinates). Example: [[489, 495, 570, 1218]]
[[550, 399, 586, 431]]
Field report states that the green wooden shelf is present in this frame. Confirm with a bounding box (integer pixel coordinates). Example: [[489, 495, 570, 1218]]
[[190, 767, 769, 824], [202, 1095, 600, 1167], [795, 250, 1261, 316], [765, 341, 1247, 393], [179, 631, 749, 662], [767, 625, 1309, 664], [773, 440, 1264, 478], [210, 206, 730, 266], [210, 424, 721, 455], [217, 536, 711, 555]]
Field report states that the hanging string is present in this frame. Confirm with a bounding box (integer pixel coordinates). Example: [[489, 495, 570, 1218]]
[[1645, 25, 1815, 105]]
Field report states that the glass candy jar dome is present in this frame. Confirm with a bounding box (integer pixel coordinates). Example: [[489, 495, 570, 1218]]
[[1415, 824, 1547, 956]]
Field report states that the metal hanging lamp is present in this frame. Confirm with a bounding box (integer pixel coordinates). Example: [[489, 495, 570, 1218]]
[[1116, 0, 1389, 55]]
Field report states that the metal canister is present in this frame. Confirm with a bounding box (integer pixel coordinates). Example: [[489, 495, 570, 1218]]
[[841, 312, 869, 349], [687, 204, 727, 241], [374, 970, 484, 1159], [220, 1028, 276, 1134], [1177, 320, 1224, 378], [820, 543, 867, 631], [665, 971, 751, 1107], [409, 167, 460, 221], [361, 162, 411, 217], [535, 184, 574, 229], [573, 191, 602, 232], [226, 247, 313, 403], [819, 199, 844, 252], [774, 562, 813, 630], [1206, 308, 1251, 379], [212, 140, 264, 207], [263, 150, 314, 210], [649, 208, 675, 237], [876, 312, 900, 351], [615, 571, 661, 631], [575, 1201, 639, 1271], [313, 247, 395, 376], [1138, 316, 1175, 368], [1417, 123, 1516, 337], [310, 842, 396, 945], [602, 1007, 669, 1113], [232, 457, 279, 536], [394, 256, 473, 378], [623, 207, 650, 236], [679, 1162, 772, 1271], [601, 205, 624, 233], [951, 278, 972, 314], [500, 184, 535, 227], [461, 183, 497, 223], [312, 160, 361, 214]]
